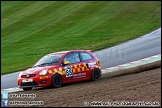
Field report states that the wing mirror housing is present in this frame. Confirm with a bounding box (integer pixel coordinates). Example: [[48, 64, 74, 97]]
[[63, 61, 70, 65]]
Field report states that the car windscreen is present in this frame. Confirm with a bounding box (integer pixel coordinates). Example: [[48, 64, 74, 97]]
[[33, 54, 63, 67]]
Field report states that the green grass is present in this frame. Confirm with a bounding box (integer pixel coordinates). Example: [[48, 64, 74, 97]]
[[1, 1, 161, 75]]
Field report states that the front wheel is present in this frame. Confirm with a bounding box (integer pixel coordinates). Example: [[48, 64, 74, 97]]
[[91, 69, 101, 81], [51, 74, 62, 88], [22, 87, 32, 91]]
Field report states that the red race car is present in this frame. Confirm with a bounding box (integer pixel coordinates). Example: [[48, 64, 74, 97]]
[[17, 50, 101, 91]]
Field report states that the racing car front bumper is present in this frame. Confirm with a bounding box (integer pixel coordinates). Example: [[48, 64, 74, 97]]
[[17, 75, 52, 88]]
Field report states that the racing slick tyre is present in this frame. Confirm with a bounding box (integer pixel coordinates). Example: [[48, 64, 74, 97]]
[[22, 87, 32, 91], [52, 74, 62, 88], [91, 69, 101, 81]]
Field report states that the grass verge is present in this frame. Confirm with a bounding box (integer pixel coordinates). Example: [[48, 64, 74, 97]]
[[1, 1, 161, 75]]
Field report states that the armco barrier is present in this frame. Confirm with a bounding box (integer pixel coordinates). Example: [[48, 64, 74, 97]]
[[1, 54, 161, 93]]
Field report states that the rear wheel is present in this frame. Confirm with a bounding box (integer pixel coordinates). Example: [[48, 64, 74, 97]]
[[52, 74, 62, 88], [91, 69, 101, 81], [22, 87, 32, 91]]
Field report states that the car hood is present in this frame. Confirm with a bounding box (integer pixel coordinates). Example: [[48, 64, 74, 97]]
[[22, 65, 56, 75]]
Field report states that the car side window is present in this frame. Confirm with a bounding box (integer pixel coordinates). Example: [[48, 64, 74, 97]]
[[80, 52, 93, 61], [63, 52, 80, 64]]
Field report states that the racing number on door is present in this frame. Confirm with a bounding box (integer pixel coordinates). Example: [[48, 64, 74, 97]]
[[65, 66, 73, 78]]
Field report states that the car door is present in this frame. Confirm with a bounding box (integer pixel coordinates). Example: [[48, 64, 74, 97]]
[[61, 52, 88, 82], [79, 51, 95, 78]]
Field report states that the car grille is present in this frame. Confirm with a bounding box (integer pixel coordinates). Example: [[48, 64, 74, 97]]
[[20, 80, 38, 86], [21, 74, 36, 78]]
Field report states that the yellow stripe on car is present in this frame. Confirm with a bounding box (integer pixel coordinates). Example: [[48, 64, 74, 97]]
[[40, 76, 48, 79], [73, 69, 76, 73], [48, 70, 53, 74], [54, 69, 57, 73]]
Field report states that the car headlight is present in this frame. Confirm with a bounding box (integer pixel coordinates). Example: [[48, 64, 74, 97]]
[[39, 69, 48, 75], [18, 72, 23, 77]]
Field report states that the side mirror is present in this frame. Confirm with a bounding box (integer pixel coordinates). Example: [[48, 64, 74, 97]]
[[64, 61, 70, 65]]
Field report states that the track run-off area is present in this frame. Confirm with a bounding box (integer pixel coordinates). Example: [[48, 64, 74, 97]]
[[6, 62, 161, 107]]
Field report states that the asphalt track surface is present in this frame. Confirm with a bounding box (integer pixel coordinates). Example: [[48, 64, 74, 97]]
[[1, 28, 161, 89]]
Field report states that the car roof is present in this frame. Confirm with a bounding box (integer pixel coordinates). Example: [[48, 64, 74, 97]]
[[48, 50, 92, 55]]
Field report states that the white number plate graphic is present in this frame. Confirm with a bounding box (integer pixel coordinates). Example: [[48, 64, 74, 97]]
[[22, 79, 33, 83], [65, 66, 73, 78]]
